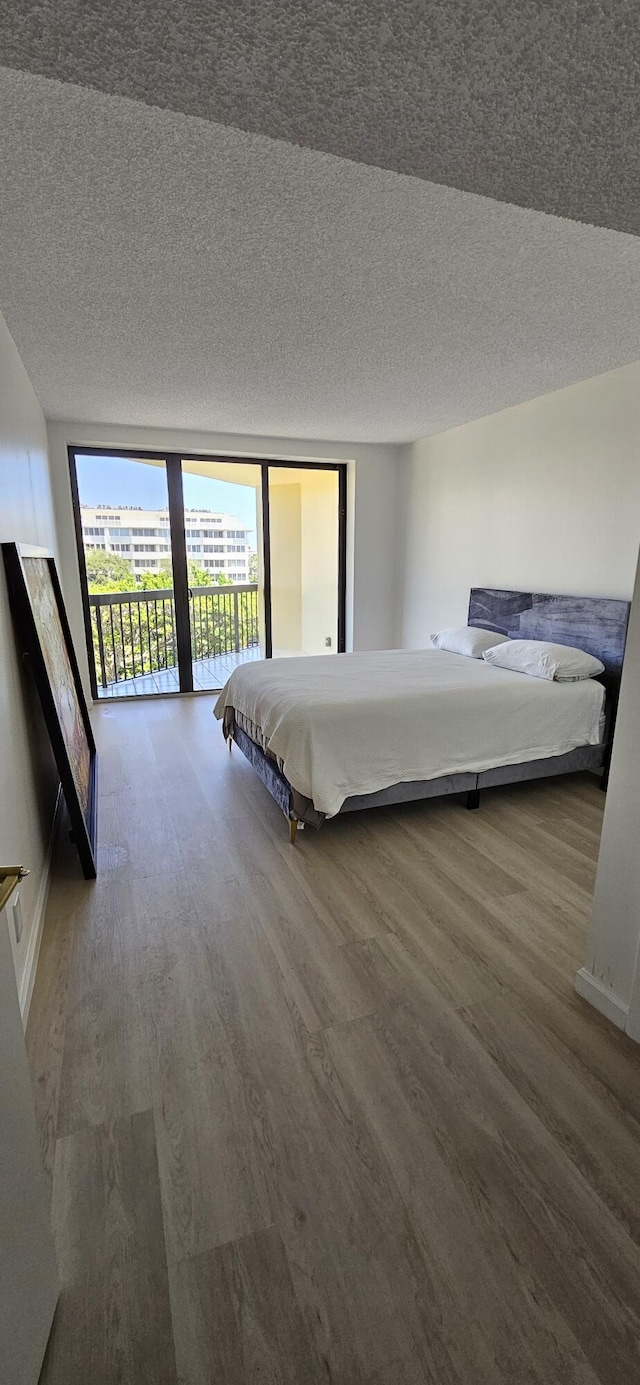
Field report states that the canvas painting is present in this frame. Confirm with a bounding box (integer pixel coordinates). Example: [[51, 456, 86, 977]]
[[23, 557, 92, 814], [2, 543, 97, 878]]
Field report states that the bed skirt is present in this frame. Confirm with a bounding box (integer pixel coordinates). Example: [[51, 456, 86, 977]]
[[226, 713, 605, 830]]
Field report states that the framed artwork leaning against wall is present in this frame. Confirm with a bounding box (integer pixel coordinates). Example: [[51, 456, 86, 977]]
[[2, 542, 97, 879]]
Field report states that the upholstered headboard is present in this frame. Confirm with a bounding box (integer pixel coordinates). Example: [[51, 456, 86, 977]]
[[468, 588, 630, 682]]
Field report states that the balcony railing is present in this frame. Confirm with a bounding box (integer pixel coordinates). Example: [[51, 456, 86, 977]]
[[88, 583, 260, 689]]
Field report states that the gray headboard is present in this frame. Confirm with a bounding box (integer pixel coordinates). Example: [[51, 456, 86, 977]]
[[468, 588, 630, 682]]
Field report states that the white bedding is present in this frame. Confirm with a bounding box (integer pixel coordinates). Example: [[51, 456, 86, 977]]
[[214, 648, 605, 818]]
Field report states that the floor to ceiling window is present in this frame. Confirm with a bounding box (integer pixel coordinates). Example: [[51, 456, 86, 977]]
[[268, 466, 340, 658], [181, 457, 264, 692], [70, 448, 346, 698], [72, 452, 178, 696]]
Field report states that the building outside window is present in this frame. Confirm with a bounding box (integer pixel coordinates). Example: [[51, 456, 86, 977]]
[[80, 503, 253, 582]]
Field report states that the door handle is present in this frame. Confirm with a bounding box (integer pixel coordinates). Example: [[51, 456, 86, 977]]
[[0, 865, 29, 913]]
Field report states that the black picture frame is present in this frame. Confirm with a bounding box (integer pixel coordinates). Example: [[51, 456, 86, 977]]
[[2, 542, 98, 879]]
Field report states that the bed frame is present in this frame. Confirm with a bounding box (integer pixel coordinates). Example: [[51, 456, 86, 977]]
[[226, 588, 630, 843]]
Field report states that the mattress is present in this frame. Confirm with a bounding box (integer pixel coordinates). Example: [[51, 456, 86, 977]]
[[214, 648, 605, 818]]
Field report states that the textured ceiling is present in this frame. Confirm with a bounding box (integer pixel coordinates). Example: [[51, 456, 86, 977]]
[[1, 0, 639, 233], [2, 69, 640, 444]]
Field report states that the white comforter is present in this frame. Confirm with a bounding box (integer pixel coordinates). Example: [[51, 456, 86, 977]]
[[214, 648, 605, 818]]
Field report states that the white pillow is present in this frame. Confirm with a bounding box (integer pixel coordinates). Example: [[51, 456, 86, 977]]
[[482, 639, 604, 681], [430, 626, 510, 658]]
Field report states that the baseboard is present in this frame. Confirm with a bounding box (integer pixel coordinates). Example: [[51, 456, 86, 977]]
[[625, 1010, 640, 1044], [19, 785, 63, 1025], [574, 966, 629, 1031]]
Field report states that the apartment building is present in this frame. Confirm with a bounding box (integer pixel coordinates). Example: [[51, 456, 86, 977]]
[[80, 504, 253, 581]]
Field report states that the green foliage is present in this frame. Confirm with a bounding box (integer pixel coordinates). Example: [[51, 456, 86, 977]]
[[188, 562, 210, 588], [248, 551, 258, 583], [138, 563, 233, 591], [85, 548, 136, 593], [187, 562, 232, 589], [137, 566, 174, 591]]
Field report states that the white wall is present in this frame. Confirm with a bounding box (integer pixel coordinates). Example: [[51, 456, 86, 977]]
[[397, 360, 640, 646], [270, 481, 302, 651], [0, 313, 60, 1011], [300, 470, 339, 654], [0, 311, 59, 1382], [48, 422, 401, 698], [576, 548, 640, 1035]]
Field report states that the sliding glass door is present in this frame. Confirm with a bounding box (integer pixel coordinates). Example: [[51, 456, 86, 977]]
[[70, 448, 346, 698], [268, 466, 340, 658], [73, 452, 179, 696], [181, 458, 264, 691]]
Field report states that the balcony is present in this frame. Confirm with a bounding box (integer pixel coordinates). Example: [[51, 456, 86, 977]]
[[89, 583, 261, 696]]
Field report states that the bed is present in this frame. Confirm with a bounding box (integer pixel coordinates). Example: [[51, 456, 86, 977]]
[[214, 588, 630, 843]]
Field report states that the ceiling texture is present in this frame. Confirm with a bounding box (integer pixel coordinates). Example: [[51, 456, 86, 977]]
[[0, 2, 639, 443], [2, 0, 639, 233]]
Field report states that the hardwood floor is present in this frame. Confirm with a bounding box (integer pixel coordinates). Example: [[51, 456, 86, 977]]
[[28, 695, 640, 1384]]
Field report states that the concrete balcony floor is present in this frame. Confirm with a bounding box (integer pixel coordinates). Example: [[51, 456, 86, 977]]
[[94, 646, 317, 697], [96, 646, 263, 698]]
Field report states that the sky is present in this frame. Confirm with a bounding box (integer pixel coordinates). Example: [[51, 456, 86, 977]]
[[75, 454, 257, 540]]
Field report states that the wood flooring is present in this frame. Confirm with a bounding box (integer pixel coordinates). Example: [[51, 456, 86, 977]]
[[27, 695, 640, 1384]]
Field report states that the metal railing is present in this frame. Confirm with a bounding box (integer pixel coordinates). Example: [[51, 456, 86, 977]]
[[88, 584, 259, 688]]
